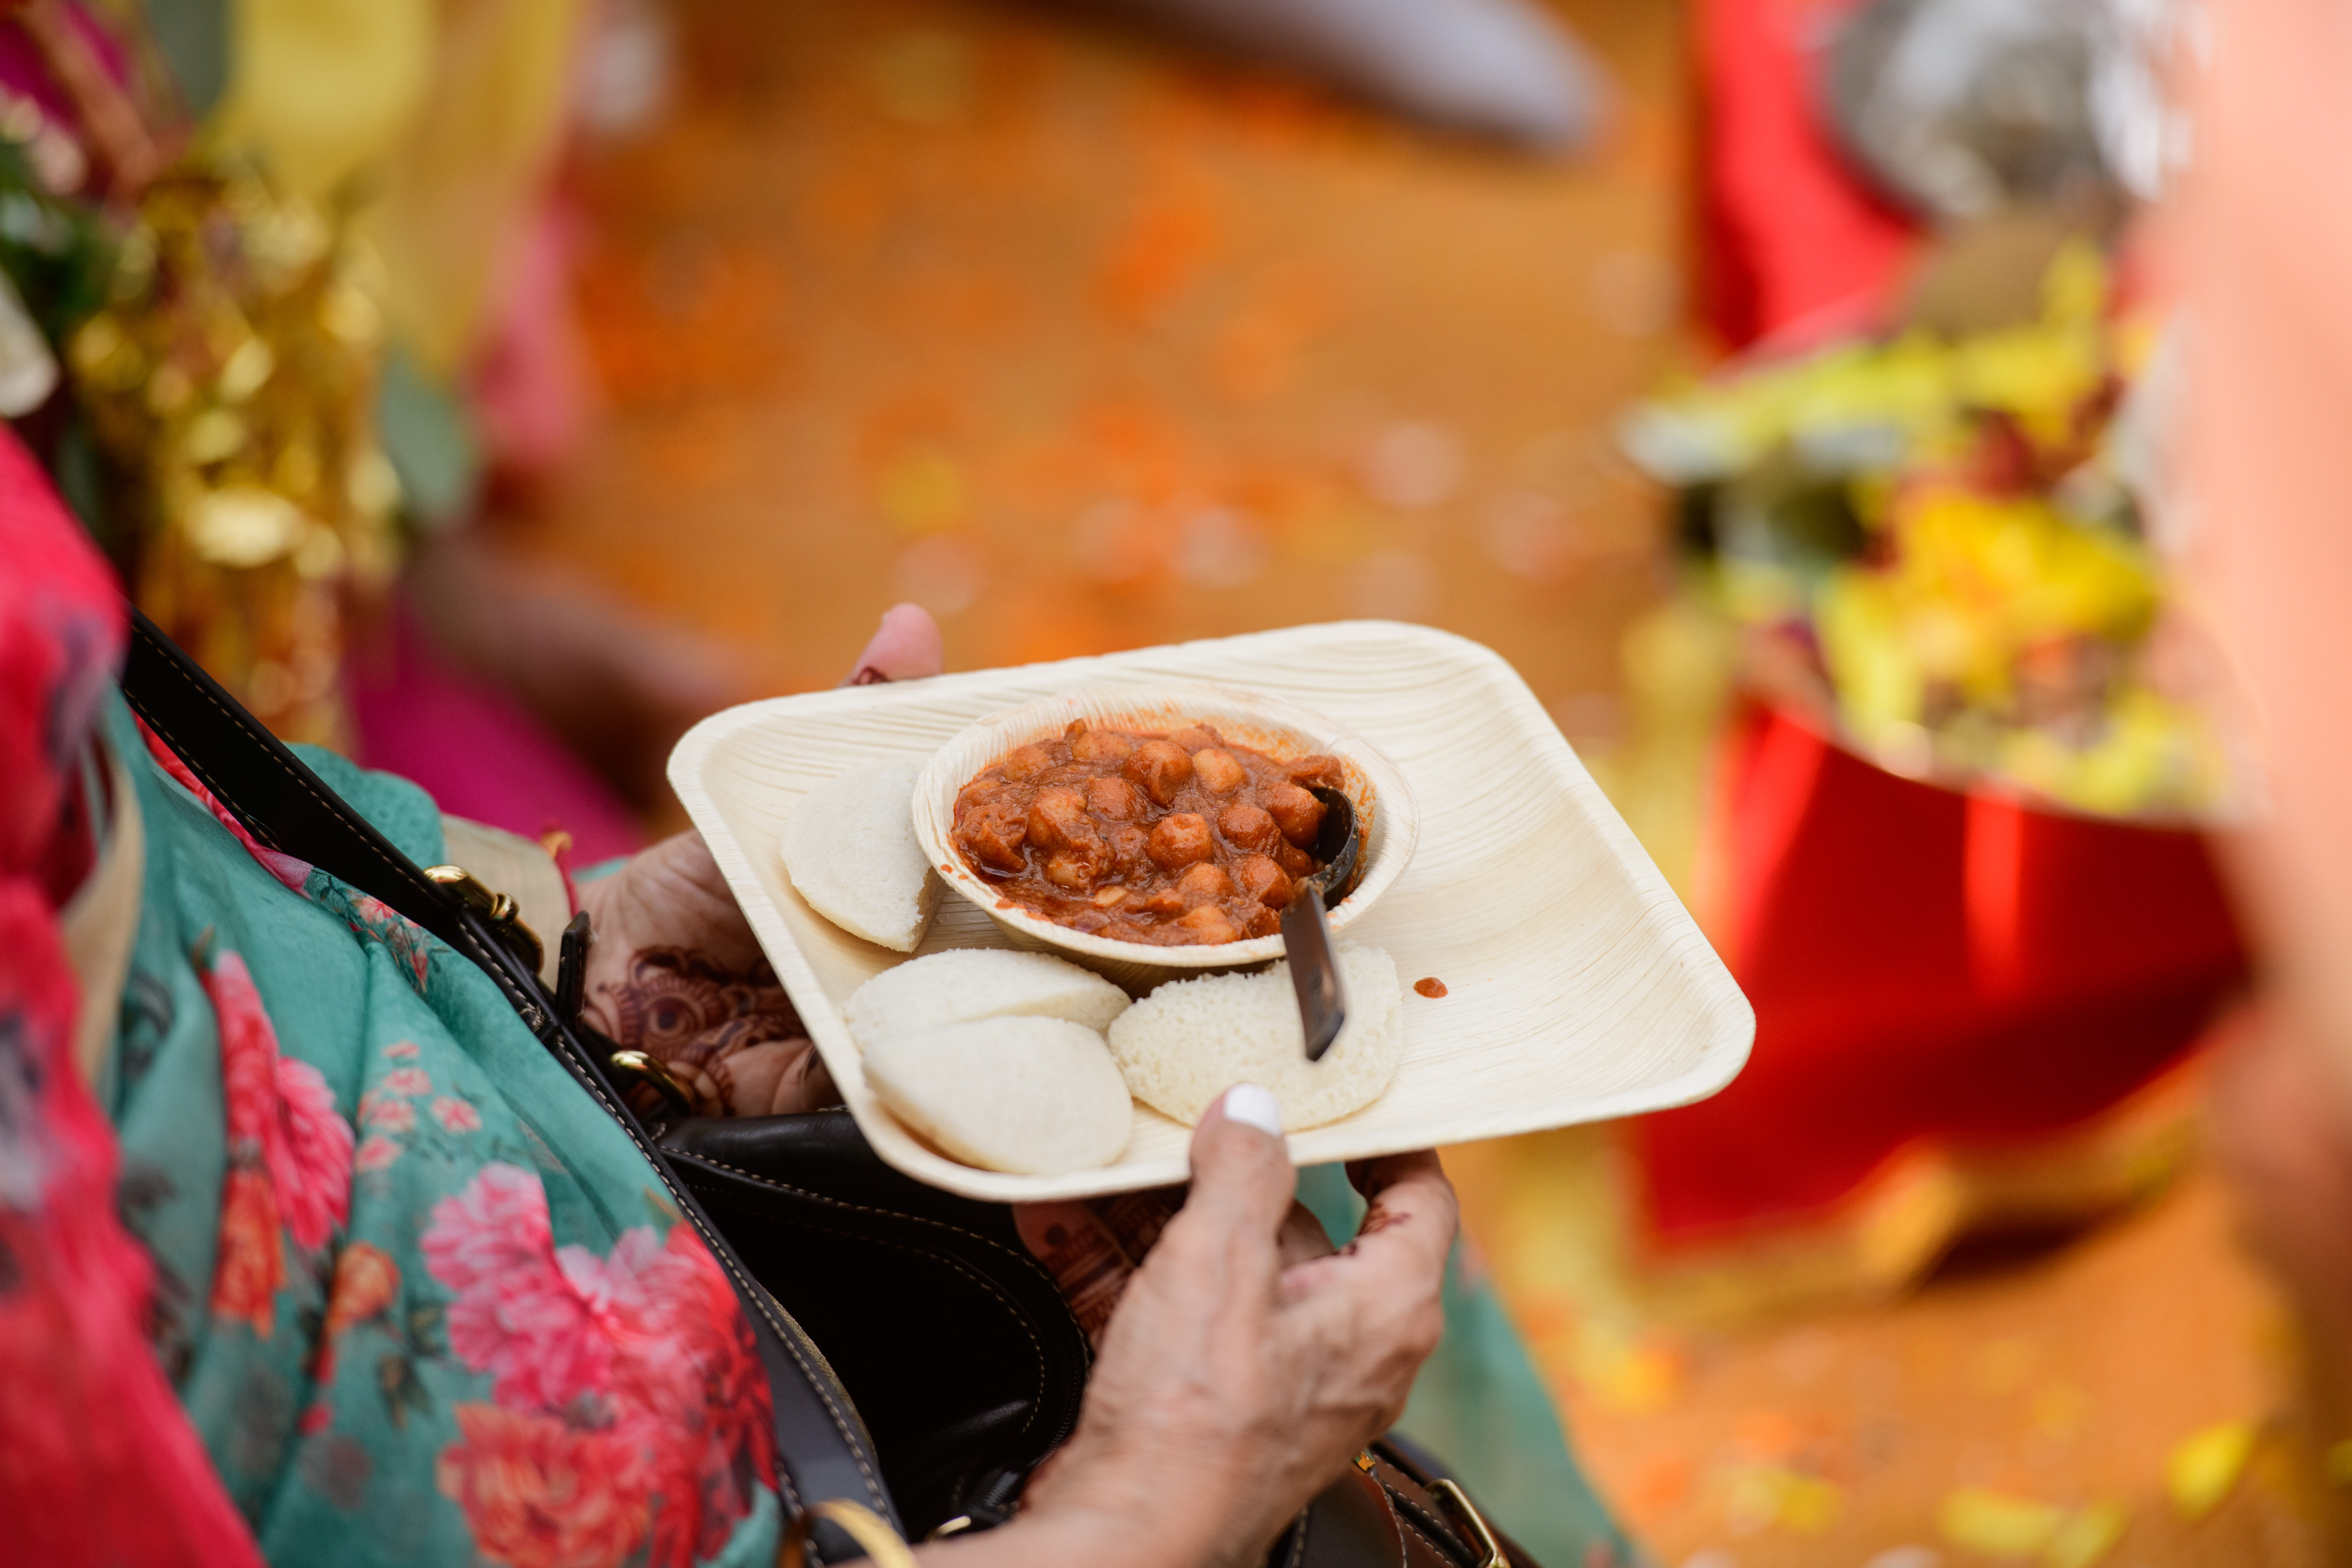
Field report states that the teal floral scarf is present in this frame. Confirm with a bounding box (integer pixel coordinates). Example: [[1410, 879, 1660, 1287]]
[[106, 698, 784, 1568]]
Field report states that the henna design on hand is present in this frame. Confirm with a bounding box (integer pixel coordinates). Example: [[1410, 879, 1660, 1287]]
[[585, 947, 816, 1117]]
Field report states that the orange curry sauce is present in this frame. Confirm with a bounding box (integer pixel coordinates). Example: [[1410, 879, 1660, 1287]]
[[950, 720, 1339, 945]]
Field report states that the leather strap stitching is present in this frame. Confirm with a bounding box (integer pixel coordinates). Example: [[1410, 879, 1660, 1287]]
[[1364, 1470, 1412, 1568], [1378, 1471, 1476, 1563]]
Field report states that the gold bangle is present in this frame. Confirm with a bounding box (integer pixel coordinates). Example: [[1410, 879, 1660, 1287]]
[[779, 1498, 919, 1568]]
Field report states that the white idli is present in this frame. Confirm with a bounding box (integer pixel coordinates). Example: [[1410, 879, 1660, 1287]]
[[846, 948, 1131, 1047], [781, 756, 940, 952], [864, 1016, 1133, 1174], [1107, 943, 1403, 1130]]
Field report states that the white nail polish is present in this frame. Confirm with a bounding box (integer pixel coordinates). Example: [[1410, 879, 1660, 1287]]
[[1222, 1083, 1283, 1138]]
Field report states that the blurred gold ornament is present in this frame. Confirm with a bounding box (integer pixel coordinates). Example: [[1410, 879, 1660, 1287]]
[[185, 485, 304, 566], [71, 159, 401, 748]]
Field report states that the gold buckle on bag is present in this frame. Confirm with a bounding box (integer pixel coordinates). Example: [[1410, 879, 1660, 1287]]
[[1427, 1478, 1508, 1568], [781, 1498, 917, 1568], [607, 1050, 694, 1118], [424, 863, 544, 974]]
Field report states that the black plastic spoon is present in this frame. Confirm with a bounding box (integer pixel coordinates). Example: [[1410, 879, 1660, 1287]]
[[1281, 785, 1362, 1062]]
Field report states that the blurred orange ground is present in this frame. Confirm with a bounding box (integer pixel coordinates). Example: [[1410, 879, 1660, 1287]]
[[509, 0, 1683, 707], [501, 0, 2327, 1562]]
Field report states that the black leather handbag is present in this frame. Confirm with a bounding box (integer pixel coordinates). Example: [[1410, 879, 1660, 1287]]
[[121, 612, 1533, 1568]]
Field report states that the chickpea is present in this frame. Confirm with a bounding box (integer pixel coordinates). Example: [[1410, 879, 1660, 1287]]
[[1122, 739, 1193, 806], [1070, 726, 1136, 766], [1274, 839, 1315, 878], [954, 800, 1028, 873], [1027, 787, 1095, 853], [1147, 813, 1213, 870], [1045, 846, 1109, 890], [1216, 802, 1279, 852], [1108, 824, 1149, 876], [1143, 887, 1185, 916], [1287, 754, 1344, 790], [958, 778, 1030, 816], [1191, 747, 1247, 795], [1169, 726, 1222, 753], [1176, 862, 1236, 905], [1264, 783, 1326, 848], [1086, 775, 1147, 821], [1240, 904, 1280, 939], [1000, 741, 1061, 782], [1232, 854, 1293, 908], [1176, 904, 1238, 943]]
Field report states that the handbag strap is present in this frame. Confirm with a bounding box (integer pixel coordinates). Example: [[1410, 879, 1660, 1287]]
[[118, 610, 904, 1552]]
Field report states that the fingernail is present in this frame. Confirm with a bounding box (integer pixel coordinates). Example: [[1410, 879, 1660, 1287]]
[[1222, 1083, 1283, 1138], [848, 665, 889, 686]]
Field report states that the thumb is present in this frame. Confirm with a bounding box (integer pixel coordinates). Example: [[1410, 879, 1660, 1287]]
[[1175, 1084, 1297, 1242], [843, 604, 944, 685]]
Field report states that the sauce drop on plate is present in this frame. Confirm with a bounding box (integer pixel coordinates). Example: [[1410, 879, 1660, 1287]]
[[1413, 977, 1448, 999]]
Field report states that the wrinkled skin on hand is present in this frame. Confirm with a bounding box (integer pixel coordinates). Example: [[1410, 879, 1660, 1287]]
[[1012, 1106, 1458, 1567]]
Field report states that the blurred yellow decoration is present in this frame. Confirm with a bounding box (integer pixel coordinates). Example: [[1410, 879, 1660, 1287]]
[[1939, 1487, 2064, 1557], [1625, 241, 2115, 487], [212, 0, 586, 379], [2044, 1500, 2127, 1568], [1626, 233, 2231, 820], [213, 0, 433, 198], [1722, 1465, 1842, 1536], [73, 163, 398, 748], [1937, 1489, 2125, 1566], [1569, 1319, 1682, 1414], [185, 486, 305, 567], [1817, 485, 2158, 735], [2165, 1419, 2256, 1520]]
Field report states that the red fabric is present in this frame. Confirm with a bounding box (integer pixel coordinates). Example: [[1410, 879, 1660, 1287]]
[[1695, 0, 1919, 351], [1635, 703, 2247, 1242], [0, 425, 264, 1563]]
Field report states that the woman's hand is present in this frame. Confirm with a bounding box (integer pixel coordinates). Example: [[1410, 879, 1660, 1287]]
[[574, 605, 941, 1116], [993, 1088, 1459, 1568]]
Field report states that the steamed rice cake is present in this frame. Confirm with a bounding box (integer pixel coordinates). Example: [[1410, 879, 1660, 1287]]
[[1106, 943, 1403, 1129], [863, 1015, 1133, 1174], [846, 948, 1131, 1046], [781, 755, 940, 952]]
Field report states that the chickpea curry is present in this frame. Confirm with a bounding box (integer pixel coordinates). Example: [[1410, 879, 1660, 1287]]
[[950, 720, 1344, 945]]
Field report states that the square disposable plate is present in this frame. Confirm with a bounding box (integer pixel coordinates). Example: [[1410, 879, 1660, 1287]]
[[669, 620, 1753, 1202]]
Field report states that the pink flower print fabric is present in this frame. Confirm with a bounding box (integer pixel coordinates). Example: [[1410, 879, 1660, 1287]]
[[421, 1163, 776, 1568], [202, 947, 353, 1333]]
